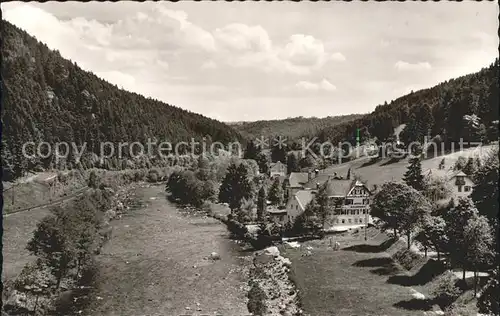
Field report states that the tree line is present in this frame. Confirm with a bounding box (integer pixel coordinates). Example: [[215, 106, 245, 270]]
[[2, 21, 243, 181], [317, 59, 499, 149], [371, 146, 498, 313]]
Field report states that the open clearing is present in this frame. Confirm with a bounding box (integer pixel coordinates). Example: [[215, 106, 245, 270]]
[[282, 230, 441, 316], [318, 144, 496, 187], [2, 207, 52, 282], [82, 184, 250, 316]]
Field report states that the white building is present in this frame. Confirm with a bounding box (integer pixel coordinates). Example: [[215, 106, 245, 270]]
[[423, 169, 475, 203], [269, 161, 287, 178], [280, 171, 373, 229]]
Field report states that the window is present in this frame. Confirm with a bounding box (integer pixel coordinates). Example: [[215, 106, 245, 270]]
[[458, 186, 462, 192], [356, 210, 360, 215], [348, 219, 352, 223], [354, 218, 358, 223], [342, 219, 345, 224], [464, 186, 471, 192], [279, 215, 284, 221], [359, 218, 363, 223]]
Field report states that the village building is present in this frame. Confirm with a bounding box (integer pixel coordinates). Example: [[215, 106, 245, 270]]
[[422, 168, 475, 203], [325, 179, 372, 228], [284, 189, 315, 224], [269, 161, 287, 177], [284, 172, 310, 196], [278, 169, 373, 230]]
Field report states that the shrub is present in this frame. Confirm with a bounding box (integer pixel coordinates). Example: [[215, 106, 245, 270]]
[[431, 273, 462, 308], [393, 249, 425, 271], [147, 169, 160, 183], [166, 170, 216, 207], [225, 218, 249, 240], [247, 282, 267, 316]]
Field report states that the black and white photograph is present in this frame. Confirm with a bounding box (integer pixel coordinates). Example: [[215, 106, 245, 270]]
[[1, 1, 499, 316]]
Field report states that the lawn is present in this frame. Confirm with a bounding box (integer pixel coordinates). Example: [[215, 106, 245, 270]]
[[281, 232, 442, 316]]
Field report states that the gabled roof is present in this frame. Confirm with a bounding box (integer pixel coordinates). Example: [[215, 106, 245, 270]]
[[325, 179, 355, 197], [346, 180, 372, 196], [288, 172, 309, 188], [270, 161, 286, 171], [452, 171, 467, 178], [294, 190, 315, 211]]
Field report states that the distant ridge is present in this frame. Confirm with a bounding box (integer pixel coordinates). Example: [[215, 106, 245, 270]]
[[229, 114, 365, 140]]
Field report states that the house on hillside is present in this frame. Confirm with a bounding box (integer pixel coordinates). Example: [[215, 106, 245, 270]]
[[423, 169, 474, 203], [269, 161, 287, 177], [285, 189, 315, 224], [267, 207, 288, 225], [279, 169, 373, 230], [326, 179, 372, 228], [284, 172, 310, 196]]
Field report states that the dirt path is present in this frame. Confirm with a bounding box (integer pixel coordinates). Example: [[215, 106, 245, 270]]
[[83, 185, 250, 316]]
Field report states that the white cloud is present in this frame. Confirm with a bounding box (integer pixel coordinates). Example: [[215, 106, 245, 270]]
[[201, 60, 217, 70], [295, 79, 337, 92], [214, 23, 272, 52], [280, 34, 326, 67], [330, 52, 346, 62], [95, 70, 136, 90], [211, 32, 345, 75], [3, 1, 497, 122], [394, 60, 432, 71]]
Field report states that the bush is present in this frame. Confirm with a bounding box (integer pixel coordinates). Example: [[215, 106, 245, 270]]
[[147, 169, 160, 183], [225, 218, 249, 240], [247, 282, 267, 316], [166, 170, 216, 207], [431, 273, 462, 308], [393, 249, 425, 271]]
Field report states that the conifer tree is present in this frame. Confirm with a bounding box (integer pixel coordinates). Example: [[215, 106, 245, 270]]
[[257, 186, 267, 222], [271, 145, 287, 163], [256, 152, 269, 175], [243, 140, 259, 161], [462, 157, 477, 177], [268, 177, 284, 206], [218, 163, 253, 213], [286, 153, 299, 174], [403, 156, 424, 191]]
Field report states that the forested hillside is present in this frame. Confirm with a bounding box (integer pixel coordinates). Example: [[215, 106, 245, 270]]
[[317, 59, 499, 147], [229, 114, 365, 140], [1, 21, 242, 181]]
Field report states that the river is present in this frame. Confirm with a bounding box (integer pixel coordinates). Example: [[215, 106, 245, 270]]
[[81, 184, 251, 316]]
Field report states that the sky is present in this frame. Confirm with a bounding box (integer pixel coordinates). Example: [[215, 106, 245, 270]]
[[2, 1, 498, 122]]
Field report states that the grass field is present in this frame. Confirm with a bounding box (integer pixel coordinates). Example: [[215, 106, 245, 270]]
[[281, 231, 445, 316], [2, 171, 87, 214], [319, 144, 496, 187]]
